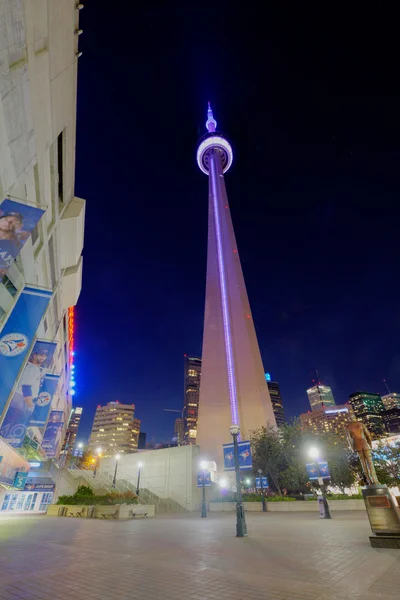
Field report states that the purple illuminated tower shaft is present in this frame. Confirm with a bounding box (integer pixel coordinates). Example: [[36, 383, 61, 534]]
[[196, 105, 276, 469]]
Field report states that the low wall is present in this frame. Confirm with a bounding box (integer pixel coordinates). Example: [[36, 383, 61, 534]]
[[210, 500, 366, 512], [47, 504, 155, 518]]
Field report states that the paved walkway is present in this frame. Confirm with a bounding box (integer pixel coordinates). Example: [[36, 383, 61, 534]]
[[0, 511, 399, 599]]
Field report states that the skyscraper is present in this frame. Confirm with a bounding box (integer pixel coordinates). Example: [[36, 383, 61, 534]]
[[88, 402, 140, 457], [183, 355, 201, 444], [265, 373, 285, 427], [348, 391, 386, 438], [307, 385, 336, 411], [196, 105, 276, 469], [174, 418, 184, 444], [382, 393, 400, 410]]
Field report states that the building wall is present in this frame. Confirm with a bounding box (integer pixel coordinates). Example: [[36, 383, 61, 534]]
[[100, 444, 201, 511], [0, 1, 85, 472], [348, 391, 386, 438], [300, 404, 355, 440]]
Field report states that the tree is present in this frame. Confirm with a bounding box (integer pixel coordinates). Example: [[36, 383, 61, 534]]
[[250, 425, 285, 495], [373, 442, 400, 487]]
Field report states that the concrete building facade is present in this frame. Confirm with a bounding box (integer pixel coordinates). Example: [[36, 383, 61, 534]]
[[196, 104, 276, 472], [88, 402, 140, 458], [0, 1, 85, 513]]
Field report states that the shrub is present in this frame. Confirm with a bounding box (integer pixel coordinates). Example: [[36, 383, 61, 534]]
[[56, 487, 138, 505]]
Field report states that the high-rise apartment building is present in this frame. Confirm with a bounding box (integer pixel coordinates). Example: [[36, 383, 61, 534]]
[[174, 418, 184, 444], [183, 355, 201, 444], [348, 391, 386, 438], [300, 404, 355, 440], [88, 402, 140, 457], [61, 407, 83, 456], [196, 104, 276, 471], [0, 2, 85, 514], [383, 408, 400, 435], [265, 374, 285, 427], [307, 385, 336, 411], [382, 393, 400, 410]]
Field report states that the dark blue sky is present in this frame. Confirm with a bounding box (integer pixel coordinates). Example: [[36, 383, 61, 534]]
[[74, 3, 400, 443]]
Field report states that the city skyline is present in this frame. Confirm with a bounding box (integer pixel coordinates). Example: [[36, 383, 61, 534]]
[[73, 4, 400, 443]]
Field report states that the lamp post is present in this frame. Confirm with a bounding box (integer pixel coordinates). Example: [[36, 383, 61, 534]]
[[200, 461, 207, 518], [308, 446, 331, 520], [258, 468, 267, 512], [136, 462, 143, 496], [112, 454, 121, 488], [229, 424, 247, 537], [93, 447, 102, 478]]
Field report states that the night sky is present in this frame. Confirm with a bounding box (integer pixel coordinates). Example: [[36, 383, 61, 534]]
[[74, 3, 400, 443]]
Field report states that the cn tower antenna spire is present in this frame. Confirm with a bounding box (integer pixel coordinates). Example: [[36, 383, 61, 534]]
[[206, 101, 217, 132]]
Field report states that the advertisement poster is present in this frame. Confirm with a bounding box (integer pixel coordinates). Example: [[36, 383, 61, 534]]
[[0, 341, 57, 447], [0, 437, 30, 486], [42, 411, 64, 458], [0, 287, 53, 417], [223, 441, 252, 471], [0, 199, 45, 281], [30, 373, 60, 427]]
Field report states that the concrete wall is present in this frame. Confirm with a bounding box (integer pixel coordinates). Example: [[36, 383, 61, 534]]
[[100, 445, 202, 511], [210, 500, 366, 512]]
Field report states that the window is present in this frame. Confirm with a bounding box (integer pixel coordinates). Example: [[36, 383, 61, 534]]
[[57, 131, 64, 203], [44, 318, 48, 333], [2, 275, 17, 297], [31, 223, 39, 245], [49, 235, 57, 289]]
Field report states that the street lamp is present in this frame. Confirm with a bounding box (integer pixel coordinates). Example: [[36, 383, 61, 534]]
[[258, 468, 267, 512], [200, 460, 207, 518], [93, 447, 102, 478], [229, 424, 247, 537], [136, 462, 143, 496], [112, 454, 121, 488], [308, 447, 331, 520]]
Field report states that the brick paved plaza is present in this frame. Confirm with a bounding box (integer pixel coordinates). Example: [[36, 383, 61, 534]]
[[0, 511, 399, 599]]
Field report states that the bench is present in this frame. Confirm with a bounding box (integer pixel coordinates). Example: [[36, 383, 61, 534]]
[[68, 509, 85, 518], [100, 509, 119, 520], [131, 511, 148, 519]]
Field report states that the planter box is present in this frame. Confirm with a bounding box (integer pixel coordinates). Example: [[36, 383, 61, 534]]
[[47, 504, 156, 519], [209, 500, 366, 513]]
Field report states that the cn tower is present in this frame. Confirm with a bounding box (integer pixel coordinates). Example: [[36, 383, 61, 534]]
[[196, 104, 276, 471]]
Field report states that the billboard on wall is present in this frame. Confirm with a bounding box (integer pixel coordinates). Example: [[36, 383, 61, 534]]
[[0, 341, 58, 446], [0, 287, 53, 418], [0, 198, 45, 281], [42, 410, 64, 458]]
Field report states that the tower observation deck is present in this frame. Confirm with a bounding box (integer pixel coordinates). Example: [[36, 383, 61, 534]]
[[195, 104, 276, 472]]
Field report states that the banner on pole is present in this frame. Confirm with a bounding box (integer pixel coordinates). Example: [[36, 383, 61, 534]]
[[0, 199, 45, 281], [197, 471, 212, 487], [0, 287, 53, 418], [255, 476, 268, 489], [306, 461, 331, 481], [41, 410, 64, 458], [223, 441, 252, 471], [0, 341, 58, 446]]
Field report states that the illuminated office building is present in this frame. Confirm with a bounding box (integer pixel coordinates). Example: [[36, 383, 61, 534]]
[[183, 355, 201, 444], [300, 404, 355, 440], [382, 393, 400, 410], [307, 385, 336, 412], [196, 104, 276, 471], [88, 402, 141, 457], [61, 407, 83, 456], [348, 391, 386, 438], [174, 418, 184, 445]]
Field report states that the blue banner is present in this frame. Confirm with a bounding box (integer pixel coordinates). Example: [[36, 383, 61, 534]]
[[0, 342, 58, 446], [197, 471, 212, 487], [42, 410, 64, 457], [13, 471, 29, 489], [30, 373, 59, 427], [0, 199, 45, 281], [223, 441, 252, 471], [0, 287, 53, 418], [255, 476, 268, 489], [306, 461, 331, 480]]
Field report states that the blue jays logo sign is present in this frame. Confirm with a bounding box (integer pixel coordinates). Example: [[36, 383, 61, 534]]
[[0, 333, 29, 357]]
